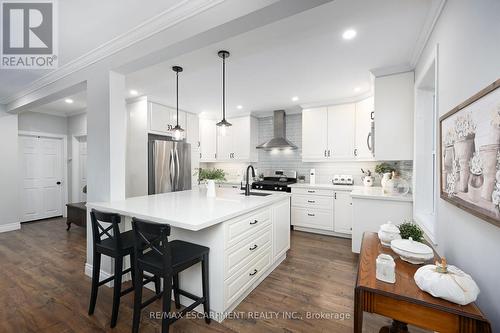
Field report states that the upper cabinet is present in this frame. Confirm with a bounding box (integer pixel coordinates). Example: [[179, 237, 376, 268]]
[[216, 116, 259, 162], [302, 104, 358, 161], [148, 102, 187, 138], [199, 118, 217, 162], [374, 71, 414, 160], [186, 112, 200, 148], [354, 96, 374, 159]]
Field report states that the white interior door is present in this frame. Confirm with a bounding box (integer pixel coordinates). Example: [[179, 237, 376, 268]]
[[79, 138, 87, 201], [20, 135, 64, 222]]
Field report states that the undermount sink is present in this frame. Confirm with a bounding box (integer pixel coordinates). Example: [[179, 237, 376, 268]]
[[240, 192, 272, 197]]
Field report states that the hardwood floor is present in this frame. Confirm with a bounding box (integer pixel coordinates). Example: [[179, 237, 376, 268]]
[[0, 218, 429, 333]]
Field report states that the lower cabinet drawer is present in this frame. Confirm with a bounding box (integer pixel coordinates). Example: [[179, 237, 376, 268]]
[[291, 188, 334, 197], [225, 226, 271, 279], [291, 194, 334, 210], [291, 207, 334, 231], [224, 246, 272, 307], [225, 209, 271, 249]]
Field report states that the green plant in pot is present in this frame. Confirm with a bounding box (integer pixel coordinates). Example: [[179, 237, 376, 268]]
[[398, 220, 424, 243], [197, 168, 226, 197]]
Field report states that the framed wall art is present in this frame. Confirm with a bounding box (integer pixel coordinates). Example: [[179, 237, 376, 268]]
[[440, 79, 500, 226]]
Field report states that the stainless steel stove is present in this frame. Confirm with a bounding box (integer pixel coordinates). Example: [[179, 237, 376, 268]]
[[252, 170, 297, 192]]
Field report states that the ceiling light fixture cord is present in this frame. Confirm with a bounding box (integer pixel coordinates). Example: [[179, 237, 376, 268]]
[[176, 68, 179, 127], [217, 50, 231, 127]]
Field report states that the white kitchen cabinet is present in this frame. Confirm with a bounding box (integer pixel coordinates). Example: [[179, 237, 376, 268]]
[[351, 195, 413, 253], [216, 116, 258, 162], [374, 71, 414, 160], [273, 198, 291, 261], [186, 112, 199, 148], [199, 118, 217, 162], [354, 97, 374, 159], [302, 107, 328, 160], [327, 104, 355, 160], [334, 191, 352, 234], [149, 102, 186, 137]]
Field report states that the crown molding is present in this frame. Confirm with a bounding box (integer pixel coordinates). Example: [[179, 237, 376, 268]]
[[0, 0, 226, 105], [410, 0, 447, 68]]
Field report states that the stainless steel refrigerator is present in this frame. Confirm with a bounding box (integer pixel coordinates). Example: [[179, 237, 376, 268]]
[[148, 135, 191, 194]]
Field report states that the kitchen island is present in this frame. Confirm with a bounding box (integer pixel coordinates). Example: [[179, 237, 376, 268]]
[[86, 187, 291, 321]]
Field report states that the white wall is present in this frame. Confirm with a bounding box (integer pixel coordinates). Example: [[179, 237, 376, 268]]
[[18, 111, 67, 135], [0, 106, 19, 232], [68, 112, 87, 202], [415, 0, 500, 329]]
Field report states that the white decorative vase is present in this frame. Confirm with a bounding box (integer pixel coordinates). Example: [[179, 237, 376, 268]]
[[479, 144, 500, 201], [206, 180, 216, 197], [381, 173, 392, 190], [363, 176, 374, 187]]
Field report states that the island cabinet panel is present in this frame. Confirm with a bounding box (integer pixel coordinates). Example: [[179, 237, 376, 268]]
[[224, 225, 272, 279], [224, 209, 271, 249], [272, 198, 290, 261]]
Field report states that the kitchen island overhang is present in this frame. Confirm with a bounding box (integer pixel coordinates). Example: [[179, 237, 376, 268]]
[[86, 188, 291, 321]]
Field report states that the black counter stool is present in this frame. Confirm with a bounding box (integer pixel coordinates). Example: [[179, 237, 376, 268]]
[[88, 209, 160, 327], [131, 217, 210, 333]]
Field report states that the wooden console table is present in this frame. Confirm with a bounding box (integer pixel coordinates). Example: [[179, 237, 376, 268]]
[[66, 202, 87, 230], [354, 232, 491, 333]]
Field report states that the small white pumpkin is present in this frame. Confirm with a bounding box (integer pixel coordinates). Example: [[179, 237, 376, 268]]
[[414, 258, 480, 306]]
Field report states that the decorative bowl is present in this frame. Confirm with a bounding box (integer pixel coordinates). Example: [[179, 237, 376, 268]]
[[390, 237, 434, 264], [378, 221, 401, 246]]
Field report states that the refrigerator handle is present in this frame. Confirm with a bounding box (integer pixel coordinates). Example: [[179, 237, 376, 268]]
[[175, 148, 180, 191], [169, 149, 175, 190]]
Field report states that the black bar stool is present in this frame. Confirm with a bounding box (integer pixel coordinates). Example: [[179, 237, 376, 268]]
[[131, 217, 210, 333], [88, 209, 160, 327]]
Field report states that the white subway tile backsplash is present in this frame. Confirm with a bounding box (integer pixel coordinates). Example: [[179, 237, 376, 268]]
[[201, 113, 413, 187]]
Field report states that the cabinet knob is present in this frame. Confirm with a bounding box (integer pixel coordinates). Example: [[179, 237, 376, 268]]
[[307, 213, 315, 217], [249, 244, 258, 251], [249, 269, 258, 276], [307, 200, 315, 203], [250, 220, 258, 225], [307, 190, 315, 193]]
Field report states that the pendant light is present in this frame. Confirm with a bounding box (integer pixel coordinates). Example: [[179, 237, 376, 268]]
[[172, 65, 184, 140], [216, 50, 231, 134]]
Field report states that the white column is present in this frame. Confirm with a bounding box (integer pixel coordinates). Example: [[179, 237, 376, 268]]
[[85, 71, 127, 277], [0, 107, 19, 232]]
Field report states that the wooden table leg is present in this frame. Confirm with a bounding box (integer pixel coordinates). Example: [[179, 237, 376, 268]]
[[379, 320, 409, 333], [354, 287, 364, 333], [66, 220, 71, 231]]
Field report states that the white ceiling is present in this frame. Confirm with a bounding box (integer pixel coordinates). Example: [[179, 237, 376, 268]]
[[0, 0, 182, 101], [27, 91, 87, 117], [126, 0, 436, 118]]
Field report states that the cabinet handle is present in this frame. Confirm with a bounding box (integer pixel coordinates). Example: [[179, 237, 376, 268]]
[[215, 153, 217, 159], [249, 269, 258, 276], [307, 200, 315, 203], [250, 220, 258, 225], [249, 244, 258, 251], [307, 190, 315, 193], [335, 193, 337, 199], [370, 111, 375, 120], [354, 148, 358, 156], [367, 133, 372, 151], [307, 213, 315, 217], [198, 141, 201, 148], [328, 150, 331, 157], [200, 152, 202, 159]]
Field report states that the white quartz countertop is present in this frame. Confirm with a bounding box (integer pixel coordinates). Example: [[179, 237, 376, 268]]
[[289, 183, 364, 191], [86, 188, 290, 231], [350, 187, 413, 202]]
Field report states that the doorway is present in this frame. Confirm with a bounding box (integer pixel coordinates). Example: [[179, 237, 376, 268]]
[[19, 134, 66, 222]]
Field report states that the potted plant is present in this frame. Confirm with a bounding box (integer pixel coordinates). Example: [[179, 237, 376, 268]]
[[198, 168, 226, 197], [361, 168, 374, 187], [375, 163, 396, 188], [454, 112, 476, 192], [398, 220, 424, 243]]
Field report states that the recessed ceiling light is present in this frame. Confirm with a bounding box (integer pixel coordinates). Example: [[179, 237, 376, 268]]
[[237, 105, 243, 110], [65, 98, 74, 104], [342, 29, 357, 40], [354, 87, 361, 92], [129, 89, 138, 96], [292, 96, 299, 102]]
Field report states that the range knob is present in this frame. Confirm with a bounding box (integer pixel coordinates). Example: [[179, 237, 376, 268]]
[[274, 187, 278, 190], [279, 187, 283, 191]]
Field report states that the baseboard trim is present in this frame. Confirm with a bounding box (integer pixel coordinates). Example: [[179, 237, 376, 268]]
[[293, 226, 352, 239], [0, 222, 21, 233]]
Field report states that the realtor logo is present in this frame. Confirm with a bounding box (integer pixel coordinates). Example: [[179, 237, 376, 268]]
[[1, 0, 58, 69]]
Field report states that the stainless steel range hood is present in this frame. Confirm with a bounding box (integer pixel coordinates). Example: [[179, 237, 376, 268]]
[[256, 110, 298, 150]]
